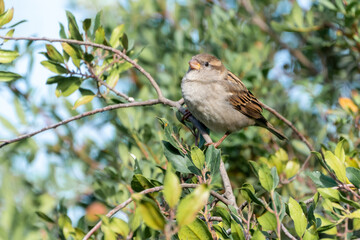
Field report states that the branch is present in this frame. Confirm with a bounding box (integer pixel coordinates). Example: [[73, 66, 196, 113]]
[[82, 183, 231, 240], [0, 36, 164, 98], [239, 0, 318, 75], [0, 35, 236, 208], [86, 62, 134, 102], [281, 224, 297, 240], [0, 99, 160, 148]]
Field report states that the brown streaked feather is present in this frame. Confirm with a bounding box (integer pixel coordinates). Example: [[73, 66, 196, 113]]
[[226, 72, 264, 120]]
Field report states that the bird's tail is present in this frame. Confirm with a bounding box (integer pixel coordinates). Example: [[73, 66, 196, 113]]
[[265, 122, 287, 140]]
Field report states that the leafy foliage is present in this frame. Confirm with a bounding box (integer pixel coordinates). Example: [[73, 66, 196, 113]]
[[0, 0, 360, 239]]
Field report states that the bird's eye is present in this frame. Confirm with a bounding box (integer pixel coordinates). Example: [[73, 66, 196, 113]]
[[204, 62, 209, 67]]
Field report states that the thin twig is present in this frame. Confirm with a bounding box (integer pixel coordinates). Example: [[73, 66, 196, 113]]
[[281, 224, 297, 240], [87, 62, 134, 102], [260, 102, 314, 152], [82, 183, 231, 240], [0, 36, 164, 98], [0, 99, 160, 148]]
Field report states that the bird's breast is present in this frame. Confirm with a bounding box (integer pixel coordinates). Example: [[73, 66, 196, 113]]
[[181, 78, 255, 133]]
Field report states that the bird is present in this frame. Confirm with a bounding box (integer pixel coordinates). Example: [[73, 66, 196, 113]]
[[181, 53, 287, 147]]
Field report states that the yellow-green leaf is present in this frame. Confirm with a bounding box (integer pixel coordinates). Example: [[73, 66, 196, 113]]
[[178, 218, 212, 240], [257, 211, 277, 231], [0, 49, 19, 63], [41, 60, 68, 74], [106, 68, 121, 89], [163, 164, 182, 208], [191, 146, 205, 170], [94, 26, 105, 44], [284, 160, 300, 179], [0, 8, 13, 27], [318, 188, 340, 202], [258, 164, 274, 192], [348, 209, 360, 219], [324, 150, 347, 183], [0, 0, 4, 14], [132, 195, 166, 231], [334, 139, 346, 163], [0, 71, 21, 82], [3, 28, 14, 43], [109, 24, 125, 48], [46, 44, 64, 63], [231, 220, 245, 240], [176, 184, 210, 227], [72, 95, 95, 109], [288, 197, 307, 237]]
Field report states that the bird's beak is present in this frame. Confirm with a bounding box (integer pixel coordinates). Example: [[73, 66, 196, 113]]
[[188, 59, 201, 70]]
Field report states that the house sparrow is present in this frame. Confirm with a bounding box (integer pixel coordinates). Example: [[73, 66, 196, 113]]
[[181, 53, 287, 147]]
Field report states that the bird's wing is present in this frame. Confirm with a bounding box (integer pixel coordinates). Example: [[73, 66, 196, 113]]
[[225, 71, 264, 120]]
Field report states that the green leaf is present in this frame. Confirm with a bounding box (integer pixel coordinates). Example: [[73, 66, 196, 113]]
[[258, 164, 274, 192], [131, 174, 155, 192], [106, 68, 121, 89], [132, 194, 166, 231], [66, 11, 83, 40], [213, 206, 231, 229], [0, 49, 19, 63], [163, 164, 182, 208], [0, 0, 4, 14], [271, 167, 279, 189], [94, 26, 105, 44], [55, 77, 81, 97], [93, 11, 102, 36], [292, 139, 310, 156], [0, 8, 13, 27], [317, 188, 340, 202], [257, 211, 276, 231], [191, 146, 205, 170], [3, 28, 14, 43], [249, 160, 260, 177], [46, 45, 64, 63], [14, 98, 26, 125], [35, 211, 55, 223], [0, 115, 18, 134], [109, 24, 125, 48], [82, 18, 91, 32], [307, 171, 337, 188], [292, 1, 303, 28], [59, 23, 67, 39], [205, 145, 221, 177], [288, 197, 307, 237], [0, 71, 21, 82], [46, 75, 66, 84], [284, 160, 300, 179], [162, 141, 196, 174], [240, 183, 264, 206], [319, 0, 337, 10], [101, 216, 130, 238], [252, 229, 266, 240], [41, 60, 67, 74], [121, 33, 129, 50], [334, 139, 346, 163], [178, 218, 212, 240], [176, 184, 210, 227], [231, 220, 245, 240], [324, 150, 347, 183], [346, 167, 360, 188], [58, 215, 74, 239], [61, 43, 82, 68], [72, 95, 95, 109]]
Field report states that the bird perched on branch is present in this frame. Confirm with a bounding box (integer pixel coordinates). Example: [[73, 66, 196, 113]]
[[181, 53, 287, 147]]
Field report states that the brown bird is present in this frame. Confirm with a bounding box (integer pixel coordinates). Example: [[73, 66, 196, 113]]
[[181, 53, 287, 147]]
